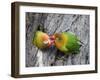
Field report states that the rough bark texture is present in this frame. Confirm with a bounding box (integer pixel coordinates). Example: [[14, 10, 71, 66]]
[[26, 13, 90, 67]]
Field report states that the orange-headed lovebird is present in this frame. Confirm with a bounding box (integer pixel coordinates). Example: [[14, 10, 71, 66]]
[[53, 32, 81, 54]]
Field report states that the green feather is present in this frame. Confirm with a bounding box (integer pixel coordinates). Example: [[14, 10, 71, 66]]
[[64, 32, 80, 53]]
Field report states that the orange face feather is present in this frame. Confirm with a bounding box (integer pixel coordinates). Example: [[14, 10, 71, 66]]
[[42, 34, 52, 47], [53, 33, 68, 49]]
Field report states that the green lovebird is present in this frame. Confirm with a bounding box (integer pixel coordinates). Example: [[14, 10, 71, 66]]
[[52, 32, 81, 54], [33, 31, 52, 49]]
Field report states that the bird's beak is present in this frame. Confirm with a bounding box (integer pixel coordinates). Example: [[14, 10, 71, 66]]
[[50, 35, 55, 40], [49, 35, 55, 46]]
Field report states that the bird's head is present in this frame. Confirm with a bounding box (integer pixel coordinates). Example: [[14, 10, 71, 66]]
[[33, 31, 53, 49]]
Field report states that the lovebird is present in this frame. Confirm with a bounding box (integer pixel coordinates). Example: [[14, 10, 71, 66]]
[[51, 32, 81, 54], [33, 31, 52, 49]]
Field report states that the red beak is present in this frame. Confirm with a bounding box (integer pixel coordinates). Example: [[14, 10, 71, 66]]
[[50, 35, 55, 40], [49, 35, 55, 46]]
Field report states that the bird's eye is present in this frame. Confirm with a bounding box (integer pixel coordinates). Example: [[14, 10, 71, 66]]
[[56, 37, 61, 41]]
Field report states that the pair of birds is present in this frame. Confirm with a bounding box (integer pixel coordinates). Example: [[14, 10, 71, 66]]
[[33, 27, 82, 54]]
